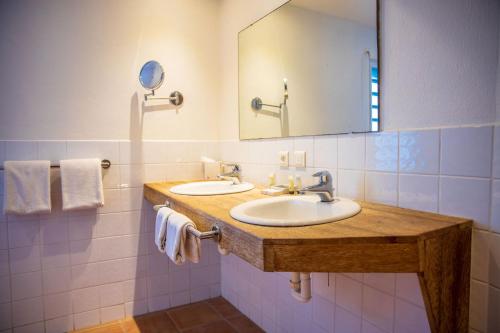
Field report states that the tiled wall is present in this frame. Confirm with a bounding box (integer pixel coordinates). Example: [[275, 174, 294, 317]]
[[219, 124, 500, 333], [0, 140, 221, 332]]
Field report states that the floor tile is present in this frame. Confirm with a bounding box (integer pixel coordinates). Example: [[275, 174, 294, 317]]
[[183, 319, 237, 333], [227, 315, 265, 333], [207, 297, 240, 318], [122, 313, 178, 333], [168, 302, 221, 330]]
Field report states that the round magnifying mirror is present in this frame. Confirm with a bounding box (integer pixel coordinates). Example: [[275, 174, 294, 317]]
[[139, 60, 164, 90]]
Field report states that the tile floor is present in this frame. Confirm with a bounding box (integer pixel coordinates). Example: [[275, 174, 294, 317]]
[[71, 297, 263, 333]]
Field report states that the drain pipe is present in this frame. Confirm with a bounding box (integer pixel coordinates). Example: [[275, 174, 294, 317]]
[[290, 272, 312, 303]]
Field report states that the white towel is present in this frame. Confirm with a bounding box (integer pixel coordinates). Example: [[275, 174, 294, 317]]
[[154, 206, 174, 252], [60, 159, 104, 211], [166, 212, 201, 265], [3, 160, 51, 215]]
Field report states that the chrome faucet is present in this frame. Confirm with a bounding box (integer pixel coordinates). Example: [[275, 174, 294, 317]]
[[299, 170, 334, 202], [217, 162, 241, 184]]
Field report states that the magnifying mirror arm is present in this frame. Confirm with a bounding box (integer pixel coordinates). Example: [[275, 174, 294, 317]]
[[251, 78, 288, 111], [144, 90, 184, 106]]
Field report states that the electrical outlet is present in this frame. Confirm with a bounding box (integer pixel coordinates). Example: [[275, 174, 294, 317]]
[[279, 151, 289, 167], [294, 151, 306, 168]]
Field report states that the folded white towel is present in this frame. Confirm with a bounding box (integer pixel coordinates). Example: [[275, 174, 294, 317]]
[[166, 212, 201, 265], [60, 159, 104, 211], [154, 206, 174, 252], [3, 160, 51, 215]]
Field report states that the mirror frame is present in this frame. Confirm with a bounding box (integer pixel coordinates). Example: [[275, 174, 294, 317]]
[[139, 60, 165, 91], [237, 0, 381, 140]]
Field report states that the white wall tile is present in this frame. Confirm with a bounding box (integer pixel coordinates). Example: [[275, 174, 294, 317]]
[[8, 220, 40, 248], [125, 299, 148, 317], [0, 302, 12, 330], [493, 126, 500, 178], [399, 174, 438, 212], [395, 274, 424, 307], [40, 218, 68, 246], [9, 246, 41, 274], [440, 126, 493, 177], [469, 280, 488, 332], [312, 273, 335, 302], [399, 129, 439, 175], [0, 275, 11, 303], [362, 286, 394, 332], [363, 273, 395, 295], [73, 310, 100, 330], [13, 322, 45, 333], [72, 286, 100, 314], [439, 176, 491, 229], [5, 141, 38, 161], [12, 297, 44, 326], [336, 274, 363, 315], [101, 165, 121, 189], [471, 230, 490, 283], [68, 214, 97, 241], [365, 172, 398, 205], [338, 134, 365, 170], [43, 292, 71, 319], [100, 304, 124, 323], [311, 295, 334, 331], [488, 232, 500, 289], [41, 243, 70, 269], [71, 263, 100, 289], [365, 132, 398, 172], [338, 170, 365, 200], [66, 141, 119, 165], [44, 315, 73, 333], [42, 267, 71, 295], [394, 299, 430, 333], [335, 306, 361, 333], [488, 286, 500, 332], [11, 271, 42, 301], [313, 136, 337, 168], [491, 180, 500, 233], [38, 141, 67, 164]]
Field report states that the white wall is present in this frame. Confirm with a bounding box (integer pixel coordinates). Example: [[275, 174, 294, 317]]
[[0, 0, 221, 140]]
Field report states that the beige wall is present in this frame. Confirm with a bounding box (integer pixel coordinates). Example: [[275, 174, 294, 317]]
[[0, 0, 221, 140]]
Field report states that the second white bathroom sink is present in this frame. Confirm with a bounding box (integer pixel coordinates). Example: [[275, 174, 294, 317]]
[[230, 195, 361, 227], [169, 181, 254, 196]]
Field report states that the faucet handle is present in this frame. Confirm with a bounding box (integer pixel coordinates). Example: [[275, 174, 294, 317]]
[[312, 170, 332, 184]]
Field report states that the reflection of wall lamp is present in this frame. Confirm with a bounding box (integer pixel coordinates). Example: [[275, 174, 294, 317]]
[[251, 78, 288, 110]]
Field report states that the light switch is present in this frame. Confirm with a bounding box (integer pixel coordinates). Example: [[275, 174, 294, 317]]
[[294, 151, 306, 168], [279, 151, 289, 167]]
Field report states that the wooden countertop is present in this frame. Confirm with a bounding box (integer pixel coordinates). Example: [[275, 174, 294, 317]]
[[144, 181, 470, 243], [144, 181, 472, 333]]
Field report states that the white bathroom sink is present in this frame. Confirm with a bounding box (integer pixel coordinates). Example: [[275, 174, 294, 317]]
[[169, 181, 254, 196], [230, 195, 361, 226]]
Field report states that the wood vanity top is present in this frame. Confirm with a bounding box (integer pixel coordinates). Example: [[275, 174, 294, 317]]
[[144, 181, 470, 244], [144, 181, 472, 333]]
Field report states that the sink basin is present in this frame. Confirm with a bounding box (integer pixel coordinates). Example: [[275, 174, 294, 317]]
[[230, 195, 361, 226], [169, 181, 254, 196]]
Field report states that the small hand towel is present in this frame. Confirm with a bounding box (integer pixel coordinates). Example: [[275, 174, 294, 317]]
[[154, 206, 174, 252], [3, 160, 51, 215], [166, 212, 201, 265], [60, 159, 104, 211]]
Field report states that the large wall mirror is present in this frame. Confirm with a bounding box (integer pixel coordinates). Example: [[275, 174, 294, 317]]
[[239, 0, 379, 140]]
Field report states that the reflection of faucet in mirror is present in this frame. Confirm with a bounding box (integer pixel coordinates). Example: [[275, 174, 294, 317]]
[[299, 170, 334, 202], [251, 78, 288, 111], [217, 162, 241, 184]]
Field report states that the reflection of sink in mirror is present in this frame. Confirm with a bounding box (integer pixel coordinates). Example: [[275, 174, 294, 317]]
[[169, 181, 254, 196], [230, 195, 361, 227]]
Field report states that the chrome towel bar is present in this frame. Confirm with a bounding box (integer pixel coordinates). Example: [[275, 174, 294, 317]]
[[0, 159, 111, 170], [153, 201, 221, 242]]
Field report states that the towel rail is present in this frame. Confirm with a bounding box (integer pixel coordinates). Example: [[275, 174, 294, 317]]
[[154, 201, 221, 242], [0, 159, 111, 170]]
